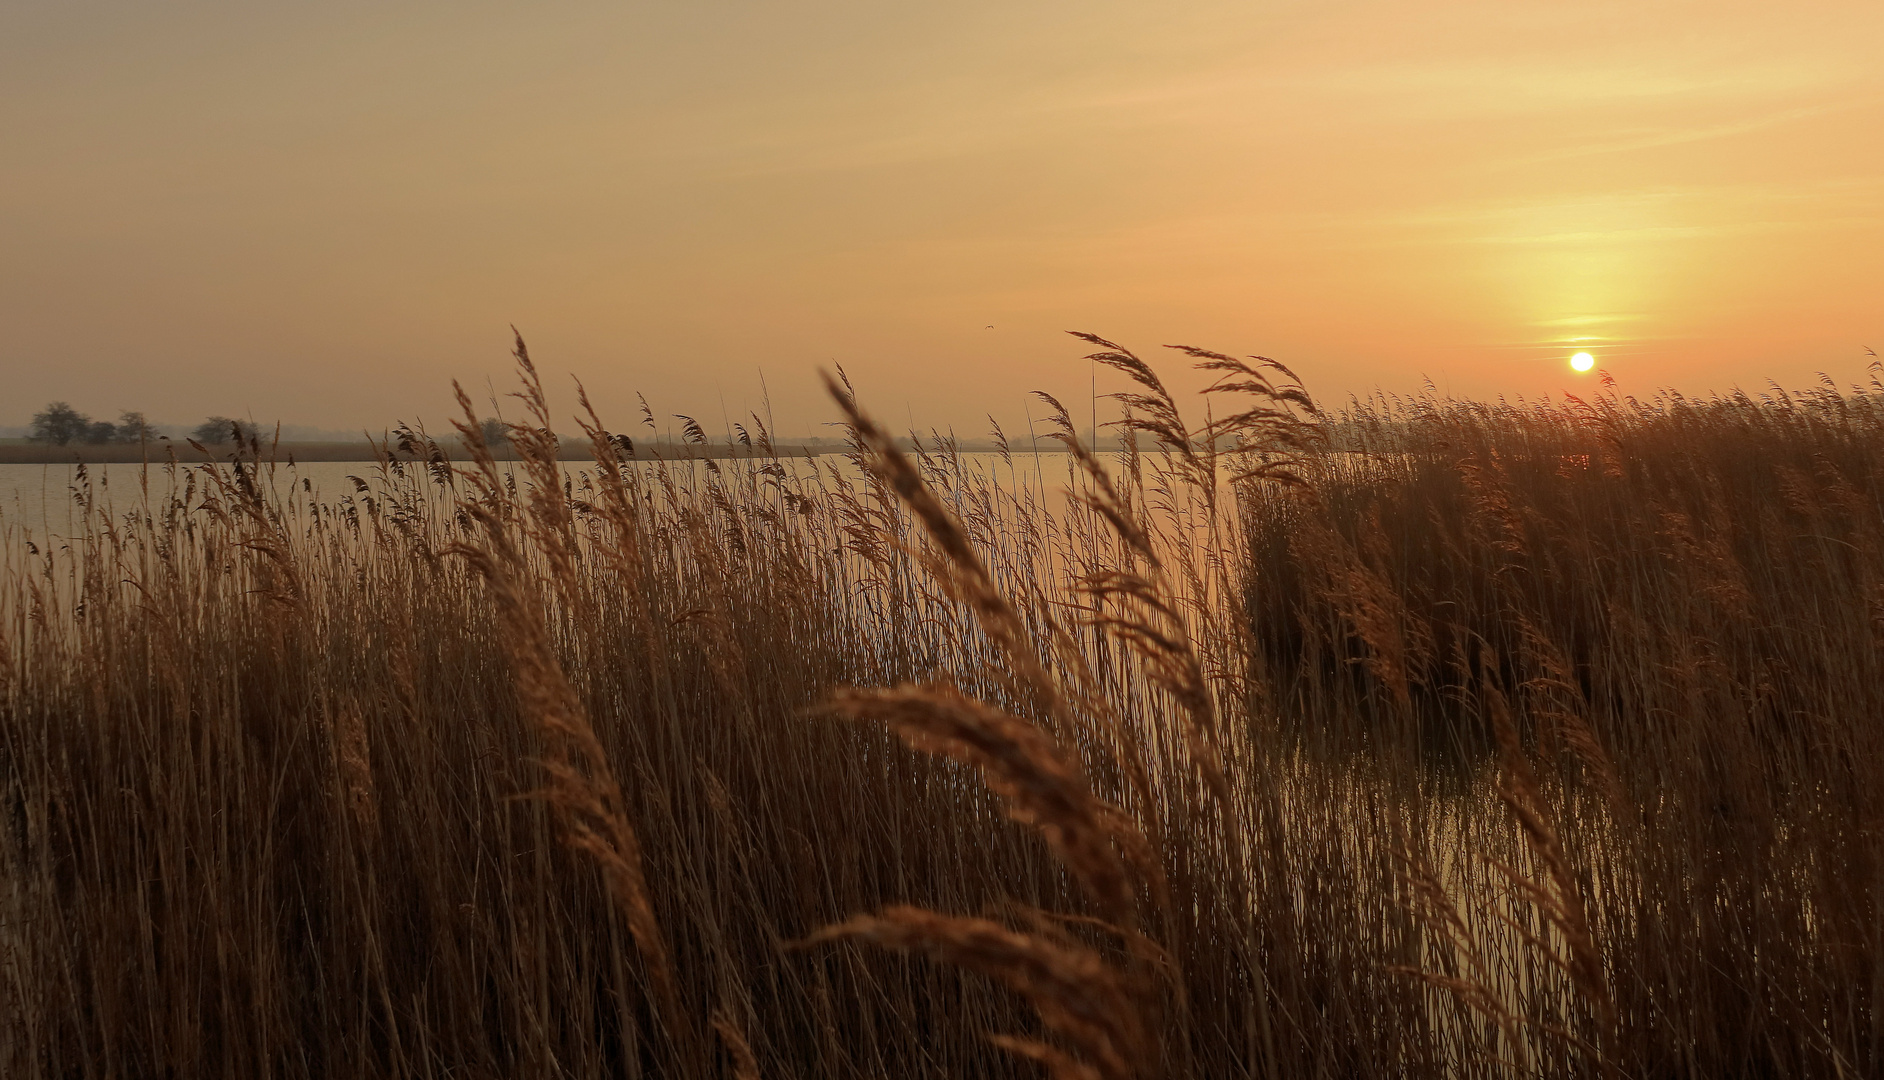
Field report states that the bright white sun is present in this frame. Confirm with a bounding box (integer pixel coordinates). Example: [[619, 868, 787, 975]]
[[1570, 351, 1595, 372]]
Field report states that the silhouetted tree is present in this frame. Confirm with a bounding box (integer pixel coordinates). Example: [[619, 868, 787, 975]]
[[480, 417, 508, 446], [115, 411, 156, 442], [192, 417, 260, 445], [29, 403, 89, 446], [192, 418, 232, 444], [83, 420, 117, 444]]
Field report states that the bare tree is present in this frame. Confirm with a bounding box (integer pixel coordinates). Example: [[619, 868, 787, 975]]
[[115, 411, 157, 442], [29, 403, 90, 446], [192, 417, 260, 445]]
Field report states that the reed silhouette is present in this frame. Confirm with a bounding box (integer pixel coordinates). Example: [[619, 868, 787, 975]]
[[2, 334, 1878, 1078]]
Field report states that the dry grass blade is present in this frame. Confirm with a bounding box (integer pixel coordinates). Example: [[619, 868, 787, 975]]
[[1066, 332, 1214, 499], [820, 369, 1154, 806], [1170, 346, 1323, 487], [711, 1008, 761, 1080], [825, 683, 1155, 922], [7, 331, 1880, 1080], [1078, 569, 1230, 805], [1028, 390, 1233, 806], [987, 1035, 1104, 1080], [1032, 392, 1156, 563], [1485, 680, 1618, 1079], [806, 906, 1150, 1080], [1391, 845, 1531, 1073], [445, 345, 702, 1072]]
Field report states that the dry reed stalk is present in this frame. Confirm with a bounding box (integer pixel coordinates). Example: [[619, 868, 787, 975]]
[[9, 335, 1884, 1078], [1077, 569, 1232, 801], [445, 343, 703, 1073], [331, 701, 378, 837], [1483, 680, 1618, 1078], [1029, 390, 1235, 807], [1068, 334, 1216, 506], [1514, 614, 1622, 812], [1456, 450, 1529, 556], [822, 373, 1082, 729], [711, 1006, 761, 1080], [1390, 845, 1531, 1074], [571, 382, 653, 605], [821, 370, 1165, 846], [1059, 336, 1324, 771], [807, 905, 1150, 1080], [825, 683, 1153, 923], [1173, 344, 1323, 488], [1044, 337, 1327, 1079], [814, 375, 1178, 1078], [189, 451, 307, 614]]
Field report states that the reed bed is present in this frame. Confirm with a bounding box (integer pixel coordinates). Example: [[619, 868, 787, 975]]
[[1, 336, 1878, 1078]]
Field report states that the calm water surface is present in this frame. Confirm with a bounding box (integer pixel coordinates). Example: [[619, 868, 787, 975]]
[[0, 452, 1102, 539]]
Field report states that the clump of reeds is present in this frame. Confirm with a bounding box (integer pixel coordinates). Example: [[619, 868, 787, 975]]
[[0, 336, 1877, 1080]]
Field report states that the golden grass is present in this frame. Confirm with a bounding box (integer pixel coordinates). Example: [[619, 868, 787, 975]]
[[1, 335, 1879, 1078]]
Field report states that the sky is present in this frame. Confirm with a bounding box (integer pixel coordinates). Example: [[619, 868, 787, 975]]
[[3, 0, 1881, 438]]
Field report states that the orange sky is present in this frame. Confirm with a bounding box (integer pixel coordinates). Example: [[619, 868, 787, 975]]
[[3, 1, 1881, 437]]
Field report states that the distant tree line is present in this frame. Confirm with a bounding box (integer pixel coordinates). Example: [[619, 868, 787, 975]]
[[27, 403, 262, 446], [28, 403, 155, 445], [190, 417, 262, 445]]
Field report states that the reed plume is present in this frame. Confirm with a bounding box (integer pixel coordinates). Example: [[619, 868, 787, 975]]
[[3, 333, 1878, 1079], [445, 334, 701, 1072]]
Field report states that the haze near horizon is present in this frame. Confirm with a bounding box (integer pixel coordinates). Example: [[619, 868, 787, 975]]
[[3, 0, 1880, 437]]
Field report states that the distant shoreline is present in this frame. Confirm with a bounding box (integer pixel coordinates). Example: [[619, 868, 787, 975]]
[[0, 440, 1097, 464], [0, 441, 831, 464]]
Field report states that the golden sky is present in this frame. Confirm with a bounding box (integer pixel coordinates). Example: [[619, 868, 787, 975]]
[[3, 1, 1881, 436]]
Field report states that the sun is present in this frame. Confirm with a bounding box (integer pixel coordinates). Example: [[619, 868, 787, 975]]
[[1570, 351, 1595, 372]]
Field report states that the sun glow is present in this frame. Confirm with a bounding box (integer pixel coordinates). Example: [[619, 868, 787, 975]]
[[1570, 351, 1596, 372]]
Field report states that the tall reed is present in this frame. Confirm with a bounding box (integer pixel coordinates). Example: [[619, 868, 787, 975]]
[[1, 339, 1877, 1078]]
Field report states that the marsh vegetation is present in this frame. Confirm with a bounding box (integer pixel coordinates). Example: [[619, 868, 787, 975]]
[[3, 335, 1879, 1078]]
